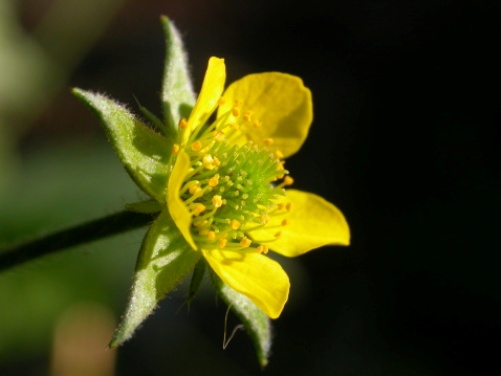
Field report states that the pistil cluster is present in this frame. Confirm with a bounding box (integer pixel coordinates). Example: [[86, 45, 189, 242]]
[[172, 100, 293, 253]]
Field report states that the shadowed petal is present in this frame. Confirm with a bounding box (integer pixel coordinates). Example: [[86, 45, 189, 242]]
[[167, 150, 197, 250]]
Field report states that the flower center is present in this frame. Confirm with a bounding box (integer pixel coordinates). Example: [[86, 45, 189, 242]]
[[175, 101, 293, 253]]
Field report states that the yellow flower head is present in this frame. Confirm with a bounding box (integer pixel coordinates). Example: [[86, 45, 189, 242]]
[[167, 57, 350, 319]]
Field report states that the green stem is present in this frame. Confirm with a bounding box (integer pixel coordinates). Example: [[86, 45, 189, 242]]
[[0, 211, 155, 272]]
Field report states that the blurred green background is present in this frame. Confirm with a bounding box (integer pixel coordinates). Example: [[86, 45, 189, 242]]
[[1, 0, 499, 375]]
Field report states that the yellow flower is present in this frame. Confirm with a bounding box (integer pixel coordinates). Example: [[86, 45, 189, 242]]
[[166, 57, 350, 319]]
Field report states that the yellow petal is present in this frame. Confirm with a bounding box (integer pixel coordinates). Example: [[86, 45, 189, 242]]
[[201, 248, 290, 319], [166, 150, 197, 250], [250, 189, 350, 257], [218, 72, 312, 158], [183, 57, 226, 144]]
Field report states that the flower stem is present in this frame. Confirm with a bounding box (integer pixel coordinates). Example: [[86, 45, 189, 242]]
[[0, 211, 156, 272]]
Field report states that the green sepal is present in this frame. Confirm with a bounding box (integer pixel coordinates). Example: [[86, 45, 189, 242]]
[[186, 259, 206, 305], [160, 16, 196, 135], [210, 271, 272, 368], [125, 200, 161, 214], [72, 89, 171, 202], [110, 210, 201, 347]]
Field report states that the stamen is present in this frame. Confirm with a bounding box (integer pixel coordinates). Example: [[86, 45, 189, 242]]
[[257, 245, 269, 254], [203, 154, 217, 170], [208, 175, 220, 187], [212, 195, 223, 208], [214, 131, 225, 142], [193, 220, 208, 227], [191, 141, 203, 151], [277, 161, 285, 178], [243, 110, 253, 122], [190, 203, 206, 216], [218, 238, 228, 248], [230, 220, 241, 230], [187, 181, 201, 195], [239, 237, 252, 248], [264, 138, 274, 146], [179, 118, 188, 129], [172, 144, 180, 154]]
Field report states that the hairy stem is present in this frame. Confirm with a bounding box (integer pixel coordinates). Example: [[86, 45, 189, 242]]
[[0, 211, 156, 272]]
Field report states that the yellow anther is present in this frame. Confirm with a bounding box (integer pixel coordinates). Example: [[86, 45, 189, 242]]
[[203, 154, 218, 170], [239, 237, 252, 248], [274, 150, 284, 159], [187, 181, 200, 195], [172, 144, 180, 154], [232, 107, 240, 117], [214, 131, 225, 142], [284, 176, 294, 186], [281, 218, 288, 226], [230, 219, 241, 230], [193, 220, 208, 227], [277, 161, 286, 178], [257, 245, 269, 254], [179, 118, 188, 129], [214, 156, 221, 166], [218, 238, 228, 248], [209, 175, 219, 188], [243, 110, 254, 122], [218, 98, 226, 106], [264, 138, 274, 146], [212, 195, 223, 208], [209, 175, 219, 187], [199, 229, 209, 236], [260, 214, 270, 225], [207, 231, 216, 241], [190, 203, 206, 216], [191, 140, 202, 151]]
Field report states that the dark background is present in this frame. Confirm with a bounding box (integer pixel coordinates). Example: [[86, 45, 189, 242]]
[[1, 0, 499, 375]]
